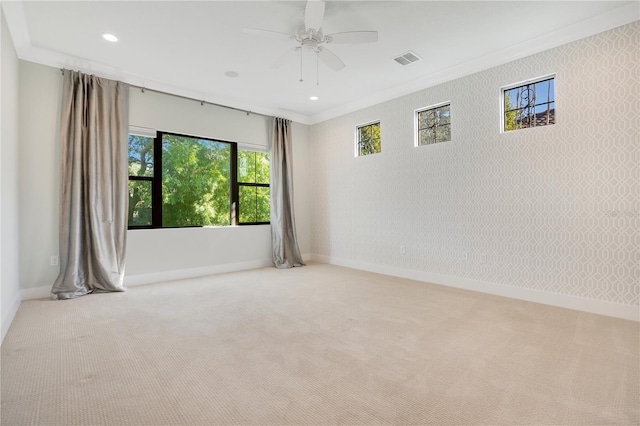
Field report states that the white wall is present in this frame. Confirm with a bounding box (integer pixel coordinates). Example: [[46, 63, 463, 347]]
[[126, 85, 311, 283], [309, 22, 640, 320], [1, 9, 22, 343], [17, 62, 61, 296], [18, 61, 312, 295]]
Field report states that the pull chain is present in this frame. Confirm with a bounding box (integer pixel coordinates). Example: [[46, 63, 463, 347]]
[[299, 48, 303, 83]]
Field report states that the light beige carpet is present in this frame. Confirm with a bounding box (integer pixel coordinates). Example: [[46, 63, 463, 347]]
[[1, 263, 638, 425]]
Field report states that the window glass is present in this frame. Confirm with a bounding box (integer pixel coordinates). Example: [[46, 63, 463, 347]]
[[128, 135, 154, 177], [504, 77, 555, 131], [128, 180, 152, 227], [127, 133, 270, 228], [239, 186, 270, 223], [417, 103, 451, 146], [357, 122, 381, 156], [238, 150, 270, 224], [161, 134, 231, 227]]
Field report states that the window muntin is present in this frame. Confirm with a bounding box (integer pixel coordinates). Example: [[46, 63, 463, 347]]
[[356, 121, 381, 156], [503, 76, 555, 132], [237, 150, 270, 224], [416, 103, 451, 146], [127, 132, 270, 229]]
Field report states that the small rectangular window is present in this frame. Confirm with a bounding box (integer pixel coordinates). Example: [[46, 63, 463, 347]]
[[356, 121, 381, 156], [503, 76, 555, 132], [237, 150, 270, 224], [416, 103, 451, 146]]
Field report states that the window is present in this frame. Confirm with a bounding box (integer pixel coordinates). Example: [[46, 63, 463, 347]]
[[127, 131, 270, 229], [237, 150, 270, 224], [503, 76, 555, 132], [356, 121, 381, 156], [128, 134, 155, 227], [416, 103, 451, 146]]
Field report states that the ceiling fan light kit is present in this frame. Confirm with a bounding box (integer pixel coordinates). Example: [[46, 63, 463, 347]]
[[244, 0, 378, 84]]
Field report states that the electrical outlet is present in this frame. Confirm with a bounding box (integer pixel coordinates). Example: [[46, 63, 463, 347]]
[[480, 253, 488, 264], [50, 256, 59, 266], [400, 245, 406, 254]]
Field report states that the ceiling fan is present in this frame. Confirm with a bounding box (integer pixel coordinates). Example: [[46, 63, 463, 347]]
[[244, 0, 378, 82]]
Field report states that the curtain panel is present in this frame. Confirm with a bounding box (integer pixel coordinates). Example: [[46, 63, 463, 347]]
[[270, 117, 305, 268], [51, 71, 130, 300]]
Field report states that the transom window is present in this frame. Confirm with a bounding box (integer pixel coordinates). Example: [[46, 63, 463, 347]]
[[503, 76, 555, 132], [416, 103, 451, 146], [127, 131, 270, 229], [356, 121, 381, 156]]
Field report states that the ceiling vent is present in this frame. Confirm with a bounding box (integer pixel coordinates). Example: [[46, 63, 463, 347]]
[[393, 51, 422, 66]]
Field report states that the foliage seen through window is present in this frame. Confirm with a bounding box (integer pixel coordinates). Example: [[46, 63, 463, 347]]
[[127, 132, 269, 228], [357, 122, 381, 156], [417, 104, 451, 145]]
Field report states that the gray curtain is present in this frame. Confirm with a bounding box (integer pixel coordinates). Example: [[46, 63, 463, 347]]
[[51, 71, 129, 300], [270, 117, 305, 268]]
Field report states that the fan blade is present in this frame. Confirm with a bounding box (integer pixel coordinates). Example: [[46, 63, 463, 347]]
[[243, 28, 293, 41], [271, 47, 299, 69], [318, 47, 345, 71], [326, 31, 378, 44], [304, 0, 325, 32]]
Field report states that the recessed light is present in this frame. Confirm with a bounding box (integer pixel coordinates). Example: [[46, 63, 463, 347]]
[[225, 71, 239, 78], [310, 96, 319, 101], [102, 33, 118, 42]]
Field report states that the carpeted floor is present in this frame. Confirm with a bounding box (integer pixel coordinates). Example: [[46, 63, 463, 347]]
[[1, 263, 638, 425]]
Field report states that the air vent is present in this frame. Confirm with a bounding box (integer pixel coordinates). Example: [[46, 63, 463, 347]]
[[393, 51, 422, 66]]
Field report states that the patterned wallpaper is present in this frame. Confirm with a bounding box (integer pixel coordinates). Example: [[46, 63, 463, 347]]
[[309, 22, 639, 307]]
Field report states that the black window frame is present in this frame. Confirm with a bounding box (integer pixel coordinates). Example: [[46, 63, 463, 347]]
[[237, 150, 270, 226], [127, 130, 270, 229]]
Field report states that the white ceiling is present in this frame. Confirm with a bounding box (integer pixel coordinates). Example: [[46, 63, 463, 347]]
[[3, 1, 638, 124]]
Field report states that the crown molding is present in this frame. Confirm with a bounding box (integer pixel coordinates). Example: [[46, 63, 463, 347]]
[[309, 3, 640, 125], [4, 1, 637, 127]]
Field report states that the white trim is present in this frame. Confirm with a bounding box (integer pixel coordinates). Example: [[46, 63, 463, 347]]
[[310, 254, 640, 322], [129, 126, 157, 138], [4, 2, 637, 126], [20, 285, 51, 301], [1, 293, 21, 345], [238, 142, 270, 153], [20, 255, 313, 301], [20, 258, 275, 301], [18, 253, 638, 321], [309, 4, 640, 125], [124, 258, 274, 287]]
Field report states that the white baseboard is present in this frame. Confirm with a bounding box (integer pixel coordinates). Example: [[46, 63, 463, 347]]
[[20, 258, 277, 301], [311, 254, 640, 322], [1, 292, 21, 345], [21, 285, 51, 301], [125, 258, 274, 287]]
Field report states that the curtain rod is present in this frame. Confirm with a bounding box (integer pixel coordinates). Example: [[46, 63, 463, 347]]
[[60, 68, 273, 119]]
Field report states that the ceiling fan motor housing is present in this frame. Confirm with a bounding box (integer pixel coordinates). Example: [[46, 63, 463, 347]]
[[301, 38, 320, 52]]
